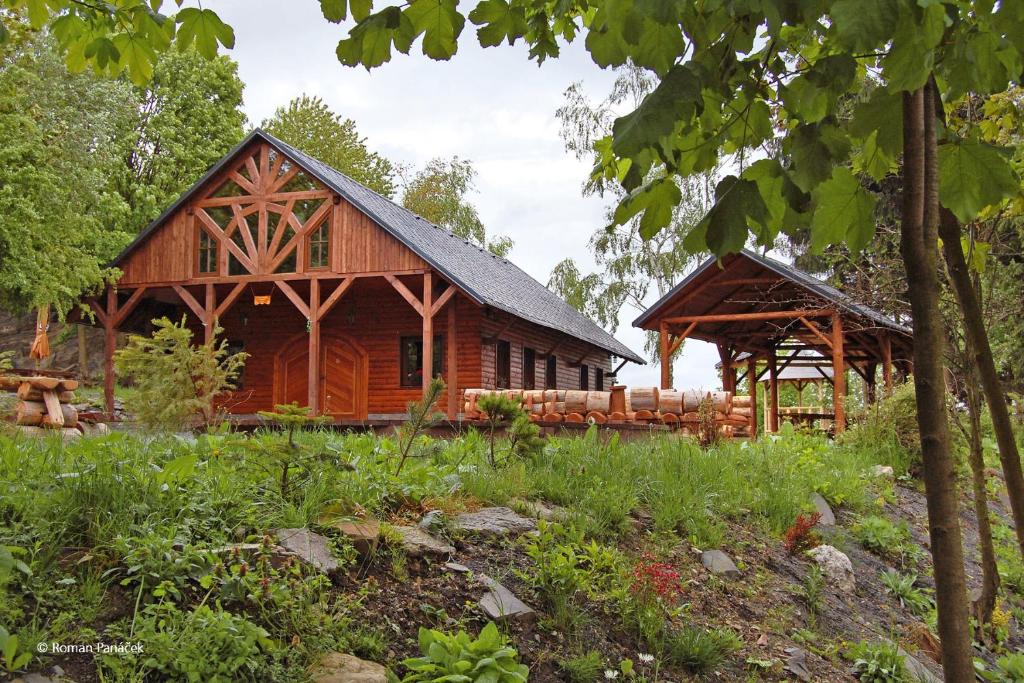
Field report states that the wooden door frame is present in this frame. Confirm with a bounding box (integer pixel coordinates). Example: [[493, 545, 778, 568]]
[[273, 332, 369, 419]]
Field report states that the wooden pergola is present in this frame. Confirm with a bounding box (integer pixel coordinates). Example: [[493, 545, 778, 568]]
[[633, 250, 913, 435]]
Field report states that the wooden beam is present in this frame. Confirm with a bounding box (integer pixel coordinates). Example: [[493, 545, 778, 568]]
[[308, 279, 321, 414], [111, 287, 148, 327], [385, 274, 424, 316], [447, 302, 458, 420], [317, 277, 354, 321], [113, 268, 429, 289], [422, 272, 433, 395], [84, 298, 108, 327], [660, 322, 671, 390], [664, 308, 834, 325], [798, 316, 833, 349], [431, 284, 457, 316], [214, 283, 247, 320], [275, 280, 310, 319], [668, 321, 697, 358], [707, 277, 787, 287], [485, 317, 515, 345], [173, 285, 209, 324], [832, 311, 846, 433]]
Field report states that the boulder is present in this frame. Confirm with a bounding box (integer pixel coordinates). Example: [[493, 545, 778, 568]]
[[477, 575, 535, 622], [784, 647, 812, 682], [870, 465, 896, 478], [701, 549, 741, 579], [273, 528, 340, 574], [898, 648, 943, 683], [308, 652, 388, 683], [333, 518, 380, 555], [452, 507, 537, 536], [808, 545, 855, 593], [393, 525, 455, 558], [811, 493, 836, 527]]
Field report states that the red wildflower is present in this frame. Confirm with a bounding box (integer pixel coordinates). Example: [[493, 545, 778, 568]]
[[784, 512, 823, 554]]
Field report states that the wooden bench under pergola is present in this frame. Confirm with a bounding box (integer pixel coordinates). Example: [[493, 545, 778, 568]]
[[633, 250, 913, 435]]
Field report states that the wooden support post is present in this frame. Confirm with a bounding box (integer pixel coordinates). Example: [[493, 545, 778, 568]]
[[880, 333, 893, 391], [422, 272, 433, 396], [832, 312, 846, 433], [204, 283, 216, 344], [748, 357, 758, 438], [659, 322, 670, 390], [866, 362, 878, 405], [104, 287, 116, 420], [768, 346, 779, 433], [308, 279, 321, 415], [447, 301, 458, 420]]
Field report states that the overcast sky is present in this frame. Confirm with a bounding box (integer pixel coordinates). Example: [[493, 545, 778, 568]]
[[215, 0, 722, 389]]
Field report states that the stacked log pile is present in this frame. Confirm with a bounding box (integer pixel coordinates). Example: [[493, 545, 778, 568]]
[[1, 374, 109, 440], [462, 386, 750, 435]]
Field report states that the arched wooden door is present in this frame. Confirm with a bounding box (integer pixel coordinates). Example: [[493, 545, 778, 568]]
[[274, 334, 368, 420]]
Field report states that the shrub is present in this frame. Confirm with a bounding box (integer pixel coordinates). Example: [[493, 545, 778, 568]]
[[880, 571, 934, 618], [853, 515, 919, 565], [630, 553, 683, 606], [784, 512, 822, 554], [477, 393, 544, 467], [101, 602, 272, 682], [114, 316, 247, 431], [978, 652, 1024, 682], [839, 382, 921, 473], [662, 625, 741, 672], [401, 622, 528, 682], [846, 640, 909, 683]]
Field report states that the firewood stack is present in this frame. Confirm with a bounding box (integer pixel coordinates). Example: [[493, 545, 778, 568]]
[[462, 386, 750, 436], [1, 374, 108, 440]]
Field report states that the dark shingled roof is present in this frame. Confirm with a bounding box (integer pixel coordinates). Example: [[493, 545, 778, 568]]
[[113, 129, 644, 364], [632, 248, 912, 334]]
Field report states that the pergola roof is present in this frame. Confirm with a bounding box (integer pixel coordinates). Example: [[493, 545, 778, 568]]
[[632, 249, 912, 363]]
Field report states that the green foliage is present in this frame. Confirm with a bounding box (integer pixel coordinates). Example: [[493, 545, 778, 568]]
[[401, 157, 512, 256], [661, 626, 742, 672], [101, 602, 272, 682], [477, 392, 544, 467], [977, 653, 1024, 682], [839, 382, 920, 471], [559, 650, 604, 682], [262, 94, 396, 197], [255, 403, 334, 497], [0, 625, 33, 675], [394, 376, 446, 475], [880, 570, 934, 618], [401, 622, 529, 682], [846, 640, 910, 683], [853, 516, 921, 566], [114, 316, 247, 431], [801, 565, 825, 629]]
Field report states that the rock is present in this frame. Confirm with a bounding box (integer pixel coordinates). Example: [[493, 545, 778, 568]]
[[393, 525, 455, 557], [444, 562, 471, 573], [333, 518, 380, 555], [273, 528, 340, 574], [808, 545, 855, 593], [477, 575, 535, 622], [898, 648, 943, 683], [418, 510, 446, 532], [308, 652, 388, 683], [784, 647, 812, 682], [701, 549, 741, 579], [870, 465, 895, 478], [810, 492, 836, 527], [453, 507, 537, 536]]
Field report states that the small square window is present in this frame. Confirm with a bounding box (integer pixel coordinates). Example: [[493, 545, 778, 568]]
[[400, 335, 444, 387], [197, 229, 218, 274], [308, 220, 330, 269], [523, 348, 536, 390], [496, 340, 511, 389]]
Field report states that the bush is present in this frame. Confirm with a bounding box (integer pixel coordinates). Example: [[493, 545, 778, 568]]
[[784, 512, 822, 554], [880, 571, 933, 618], [846, 640, 909, 683], [114, 316, 247, 431], [401, 622, 528, 682], [839, 382, 920, 473]]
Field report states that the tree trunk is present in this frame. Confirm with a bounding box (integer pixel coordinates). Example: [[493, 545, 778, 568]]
[[899, 84, 974, 681], [963, 364, 1000, 637], [938, 209, 1024, 556]]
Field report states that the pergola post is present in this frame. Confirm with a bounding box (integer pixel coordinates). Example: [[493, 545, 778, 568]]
[[832, 311, 846, 433], [422, 272, 433, 395], [103, 287, 117, 420], [446, 301, 458, 420], [767, 346, 779, 432], [659, 322, 671, 390], [880, 332, 893, 391], [204, 284, 216, 344], [307, 279, 321, 415], [747, 357, 757, 438]]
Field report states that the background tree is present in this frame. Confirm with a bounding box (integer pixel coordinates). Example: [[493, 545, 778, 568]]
[[0, 27, 133, 316], [262, 95, 396, 198], [112, 48, 247, 233], [401, 157, 512, 256]]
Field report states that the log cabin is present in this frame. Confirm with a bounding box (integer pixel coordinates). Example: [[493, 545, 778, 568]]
[[85, 129, 643, 422]]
